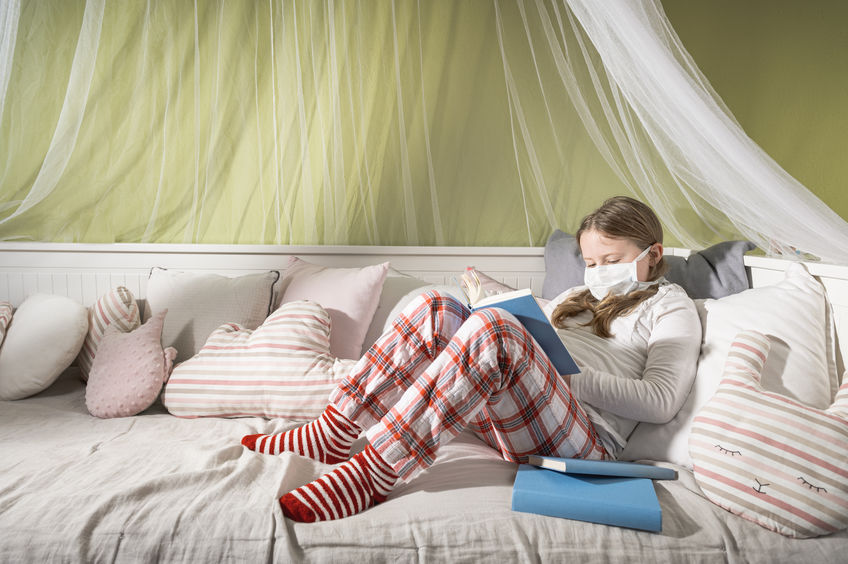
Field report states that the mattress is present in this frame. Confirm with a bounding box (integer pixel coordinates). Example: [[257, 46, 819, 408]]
[[1, 368, 846, 563]]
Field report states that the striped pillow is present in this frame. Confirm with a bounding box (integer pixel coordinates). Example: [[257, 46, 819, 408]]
[[162, 300, 356, 420], [689, 330, 848, 538], [0, 302, 12, 347], [77, 287, 141, 380]]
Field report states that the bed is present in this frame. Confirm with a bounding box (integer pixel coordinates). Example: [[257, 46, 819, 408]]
[[1, 241, 847, 563]]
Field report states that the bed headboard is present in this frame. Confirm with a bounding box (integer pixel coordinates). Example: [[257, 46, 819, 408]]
[[0, 243, 551, 305], [1, 242, 846, 376]]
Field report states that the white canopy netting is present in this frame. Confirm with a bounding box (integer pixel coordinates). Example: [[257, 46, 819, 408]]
[[1, 0, 847, 262]]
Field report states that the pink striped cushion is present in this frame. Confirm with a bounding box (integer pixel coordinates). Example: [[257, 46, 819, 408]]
[[0, 302, 12, 347], [77, 287, 141, 380], [162, 300, 356, 420], [689, 330, 848, 538]]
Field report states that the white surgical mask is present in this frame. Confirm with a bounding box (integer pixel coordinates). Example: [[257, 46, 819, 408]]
[[584, 245, 653, 301]]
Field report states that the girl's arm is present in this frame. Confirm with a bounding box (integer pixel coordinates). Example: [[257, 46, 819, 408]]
[[567, 291, 702, 424]]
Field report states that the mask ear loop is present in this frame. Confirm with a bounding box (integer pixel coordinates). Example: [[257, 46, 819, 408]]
[[642, 243, 661, 278], [634, 245, 653, 263]]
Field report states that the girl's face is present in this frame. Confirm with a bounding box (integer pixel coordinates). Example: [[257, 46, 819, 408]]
[[579, 228, 662, 282]]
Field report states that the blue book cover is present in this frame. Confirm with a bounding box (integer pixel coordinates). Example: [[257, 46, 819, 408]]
[[511, 464, 662, 532], [527, 455, 677, 480], [472, 289, 580, 376]]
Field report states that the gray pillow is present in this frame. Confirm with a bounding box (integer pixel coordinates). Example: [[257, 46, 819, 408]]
[[541, 230, 586, 300], [665, 240, 755, 299], [143, 268, 280, 363], [541, 229, 755, 300]]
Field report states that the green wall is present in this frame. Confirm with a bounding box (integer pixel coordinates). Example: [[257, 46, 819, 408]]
[[665, 0, 848, 220]]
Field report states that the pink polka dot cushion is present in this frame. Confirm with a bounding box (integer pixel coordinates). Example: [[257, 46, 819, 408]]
[[689, 330, 848, 538], [85, 310, 177, 418]]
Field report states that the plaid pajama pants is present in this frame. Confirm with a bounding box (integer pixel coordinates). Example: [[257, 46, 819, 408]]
[[329, 290, 607, 481]]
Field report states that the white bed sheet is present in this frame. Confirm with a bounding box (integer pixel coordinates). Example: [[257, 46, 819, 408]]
[[1, 369, 846, 563]]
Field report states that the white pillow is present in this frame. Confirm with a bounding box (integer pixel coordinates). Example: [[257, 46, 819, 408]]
[[144, 268, 279, 364], [275, 257, 389, 360], [620, 263, 837, 467], [0, 294, 88, 400]]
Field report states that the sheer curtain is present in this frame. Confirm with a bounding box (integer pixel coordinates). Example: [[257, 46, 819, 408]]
[[552, 0, 848, 262], [1, 0, 847, 262]]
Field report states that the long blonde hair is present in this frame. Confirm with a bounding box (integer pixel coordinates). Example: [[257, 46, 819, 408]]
[[551, 196, 669, 338]]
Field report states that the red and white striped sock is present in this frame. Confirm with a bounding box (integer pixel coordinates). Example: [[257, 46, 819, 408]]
[[279, 443, 398, 522], [240, 404, 361, 464]]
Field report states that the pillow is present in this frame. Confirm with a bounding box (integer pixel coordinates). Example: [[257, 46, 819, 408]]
[[541, 229, 754, 300], [162, 300, 356, 420], [0, 302, 12, 347], [665, 241, 755, 299], [77, 286, 141, 380], [0, 294, 88, 400], [620, 263, 837, 467], [362, 269, 430, 352], [275, 257, 389, 359], [85, 310, 177, 418], [144, 268, 279, 364], [689, 330, 848, 538], [542, 230, 585, 300]]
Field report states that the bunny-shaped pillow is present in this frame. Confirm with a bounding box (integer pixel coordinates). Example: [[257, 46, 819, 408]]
[[689, 330, 848, 538]]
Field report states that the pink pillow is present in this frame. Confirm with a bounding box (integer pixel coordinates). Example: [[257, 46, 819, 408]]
[[276, 257, 389, 359], [85, 310, 177, 418]]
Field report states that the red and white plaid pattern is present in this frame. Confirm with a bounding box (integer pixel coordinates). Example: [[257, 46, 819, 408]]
[[332, 291, 606, 481]]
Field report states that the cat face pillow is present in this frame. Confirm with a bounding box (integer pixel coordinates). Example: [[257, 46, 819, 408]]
[[689, 330, 848, 538]]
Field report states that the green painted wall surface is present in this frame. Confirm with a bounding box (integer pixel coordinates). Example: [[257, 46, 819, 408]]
[[665, 0, 848, 220]]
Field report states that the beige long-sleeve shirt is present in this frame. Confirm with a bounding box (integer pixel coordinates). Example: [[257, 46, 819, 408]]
[[543, 280, 702, 456]]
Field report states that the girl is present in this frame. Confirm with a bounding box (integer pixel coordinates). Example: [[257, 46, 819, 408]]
[[241, 196, 702, 522]]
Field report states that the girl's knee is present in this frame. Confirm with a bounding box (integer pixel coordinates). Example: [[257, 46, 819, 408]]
[[423, 289, 464, 308], [466, 307, 520, 332], [404, 289, 466, 315]]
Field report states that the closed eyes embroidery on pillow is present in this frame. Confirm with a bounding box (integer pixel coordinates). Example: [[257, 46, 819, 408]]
[[798, 477, 827, 494]]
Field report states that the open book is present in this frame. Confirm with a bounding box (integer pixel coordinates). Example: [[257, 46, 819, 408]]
[[457, 270, 579, 376], [528, 455, 677, 480]]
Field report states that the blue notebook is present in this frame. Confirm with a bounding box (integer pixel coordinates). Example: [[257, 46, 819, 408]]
[[511, 464, 662, 532], [472, 289, 580, 376]]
